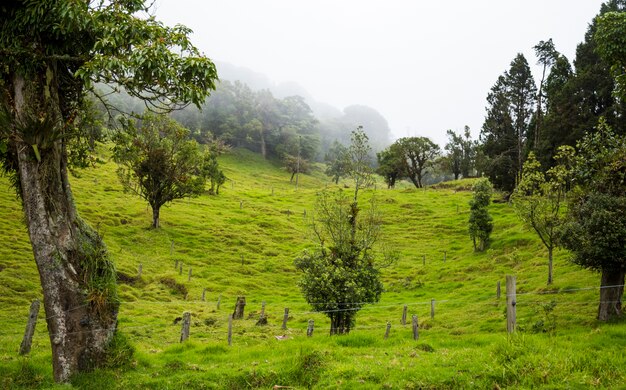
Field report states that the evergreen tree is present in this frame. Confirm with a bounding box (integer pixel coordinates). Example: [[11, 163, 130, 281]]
[[480, 75, 516, 192], [480, 54, 536, 192]]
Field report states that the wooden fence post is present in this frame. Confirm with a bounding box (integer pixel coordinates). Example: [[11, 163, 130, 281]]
[[506, 275, 516, 333], [174, 259, 178, 270], [19, 299, 40, 355], [497, 281, 501, 300], [256, 300, 268, 325], [233, 296, 246, 319], [412, 315, 419, 340], [179, 263, 183, 275], [137, 263, 142, 278], [180, 312, 191, 342], [422, 255, 425, 265], [384, 321, 391, 340], [188, 267, 192, 282], [202, 288, 206, 302], [170, 240, 174, 256], [401, 305, 408, 326], [307, 320, 314, 337], [282, 308, 289, 329], [228, 314, 233, 346], [430, 299, 435, 319], [240, 201, 243, 209], [443, 251, 447, 263], [240, 254, 244, 266], [217, 294, 221, 310]]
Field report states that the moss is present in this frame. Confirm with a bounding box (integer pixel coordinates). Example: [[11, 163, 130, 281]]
[[75, 218, 119, 320]]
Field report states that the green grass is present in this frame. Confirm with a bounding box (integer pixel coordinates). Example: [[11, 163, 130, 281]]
[[0, 146, 624, 389]]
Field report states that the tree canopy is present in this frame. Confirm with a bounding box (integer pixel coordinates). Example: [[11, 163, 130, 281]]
[[0, 1, 217, 381]]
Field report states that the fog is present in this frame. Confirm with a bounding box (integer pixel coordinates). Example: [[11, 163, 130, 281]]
[[154, 0, 605, 146]]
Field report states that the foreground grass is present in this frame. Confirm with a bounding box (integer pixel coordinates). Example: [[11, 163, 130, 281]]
[[0, 147, 624, 388]]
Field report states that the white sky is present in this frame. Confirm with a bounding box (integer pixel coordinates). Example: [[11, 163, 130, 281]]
[[154, 0, 605, 146]]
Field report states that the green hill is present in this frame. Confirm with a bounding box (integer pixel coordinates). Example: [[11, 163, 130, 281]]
[[0, 147, 624, 389]]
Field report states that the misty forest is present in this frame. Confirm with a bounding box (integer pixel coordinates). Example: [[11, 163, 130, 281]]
[[1, 1, 626, 388]]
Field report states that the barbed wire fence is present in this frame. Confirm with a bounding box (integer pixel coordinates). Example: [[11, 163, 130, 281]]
[[2, 279, 622, 355]]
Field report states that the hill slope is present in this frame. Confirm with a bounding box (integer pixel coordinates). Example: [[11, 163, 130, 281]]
[[0, 147, 624, 389]]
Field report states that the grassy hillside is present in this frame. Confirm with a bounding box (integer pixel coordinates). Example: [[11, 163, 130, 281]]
[[0, 147, 624, 389]]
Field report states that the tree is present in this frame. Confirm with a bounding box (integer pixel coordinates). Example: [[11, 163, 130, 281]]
[[444, 130, 463, 180], [508, 54, 537, 182], [376, 142, 405, 188], [596, 10, 626, 103], [443, 127, 475, 180], [396, 136, 440, 188], [468, 179, 493, 251], [346, 127, 375, 200], [512, 149, 573, 285], [295, 129, 389, 334], [570, 1, 626, 138], [560, 120, 626, 320], [480, 54, 536, 192], [325, 141, 350, 184], [480, 75, 517, 192], [200, 139, 229, 195], [0, 1, 217, 381], [113, 114, 206, 228], [284, 153, 310, 183], [536, 54, 577, 168], [532, 39, 559, 149]]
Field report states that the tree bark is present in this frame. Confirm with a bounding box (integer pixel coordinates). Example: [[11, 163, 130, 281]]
[[9, 71, 119, 382], [151, 205, 160, 229], [547, 247, 553, 285], [597, 267, 625, 321]]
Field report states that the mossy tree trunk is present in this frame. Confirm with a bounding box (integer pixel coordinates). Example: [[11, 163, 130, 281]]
[[8, 70, 119, 382]]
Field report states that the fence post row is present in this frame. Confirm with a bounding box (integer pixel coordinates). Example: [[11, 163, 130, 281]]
[[384, 321, 391, 340], [307, 320, 314, 337], [401, 305, 408, 326]]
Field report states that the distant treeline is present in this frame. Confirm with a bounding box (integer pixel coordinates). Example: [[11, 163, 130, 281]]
[[99, 79, 392, 164]]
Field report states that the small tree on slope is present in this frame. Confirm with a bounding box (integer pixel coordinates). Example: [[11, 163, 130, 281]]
[[512, 148, 573, 285], [560, 119, 626, 321], [113, 114, 206, 228], [295, 128, 393, 334], [469, 178, 493, 251]]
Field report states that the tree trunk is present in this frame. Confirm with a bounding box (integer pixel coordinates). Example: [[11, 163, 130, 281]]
[[547, 247, 553, 285], [151, 205, 160, 228], [329, 312, 352, 335], [597, 267, 625, 321], [260, 128, 267, 159], [10, 72, 119, 382]]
